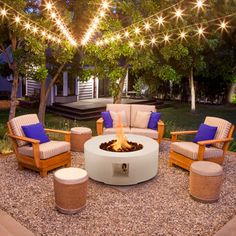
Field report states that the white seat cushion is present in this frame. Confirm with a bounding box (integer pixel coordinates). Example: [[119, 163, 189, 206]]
[[9, 114, 39, 147], [131, 105, 156, 127], [18, 141, 70, 160], [103, 128, 131, 135], [171, 142, 224, 160], [130, 128, 158, 139], [204, 116, 232, 149]]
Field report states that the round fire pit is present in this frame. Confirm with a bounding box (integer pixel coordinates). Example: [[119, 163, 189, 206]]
[[84, 134, 159, 185]]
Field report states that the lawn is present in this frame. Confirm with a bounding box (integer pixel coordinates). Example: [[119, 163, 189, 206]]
[[1, 102, 236, 152]]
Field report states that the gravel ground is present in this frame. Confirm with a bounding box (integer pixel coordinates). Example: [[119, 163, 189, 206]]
[[0, 140, 236, 236]]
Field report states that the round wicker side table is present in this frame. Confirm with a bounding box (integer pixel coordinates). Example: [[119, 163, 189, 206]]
[[71, 127, 92, 152], [189, 161, 223, 203], [54, 167, 88, 214]]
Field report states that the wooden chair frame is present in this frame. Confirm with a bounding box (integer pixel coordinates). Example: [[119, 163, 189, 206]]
[[96, 117, 165, 144], [169, 125, 235, 171], [7, 123, 71, 177]]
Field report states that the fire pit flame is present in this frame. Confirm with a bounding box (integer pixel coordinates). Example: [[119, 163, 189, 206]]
[[100, 114, 143, 152]]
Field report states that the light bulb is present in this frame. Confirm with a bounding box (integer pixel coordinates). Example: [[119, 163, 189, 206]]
[[124, 31, 129, 37], [134, 27, 140, 34], [129, 42, 134, 48], [46, 2, 52, 10], [144, 22, 150, 30], [15, 16, 20, 23], [1, 9, 7, 16], [51, 12, 56, 19], [151, 37, 156, 44]]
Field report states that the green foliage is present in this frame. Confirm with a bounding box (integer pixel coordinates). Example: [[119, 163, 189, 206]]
[[158, 65, 180, 82], [0, 133, 12, 154], [232, 94, 236, 104], [33, 65, 48, 81]]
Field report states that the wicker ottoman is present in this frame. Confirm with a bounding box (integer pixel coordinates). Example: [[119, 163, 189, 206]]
[[189, 161, 223, 203], [71, 127, 92, 152], [54, 167, 88, 214]]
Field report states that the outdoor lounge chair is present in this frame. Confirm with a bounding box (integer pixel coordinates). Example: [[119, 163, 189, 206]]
[[169, 116, 235, 171], [7, 114, 71, 177]]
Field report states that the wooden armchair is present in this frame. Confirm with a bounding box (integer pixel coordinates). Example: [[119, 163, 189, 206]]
[[7, 114, 71, 177], [169, 117, 234, 171]]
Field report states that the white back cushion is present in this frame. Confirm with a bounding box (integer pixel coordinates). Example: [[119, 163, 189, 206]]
[[133, 111, 151, 128], [107, 104, 131, 126], [131, 105, 156, 127], [9, 114, 40, 147], [110, 111, 128, 127], [204, 116, 232, 149]]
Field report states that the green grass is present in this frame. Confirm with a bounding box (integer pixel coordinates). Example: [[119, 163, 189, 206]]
[[1, 102, 236, 152]]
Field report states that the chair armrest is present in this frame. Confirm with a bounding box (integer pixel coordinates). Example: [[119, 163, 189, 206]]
[[197, 138, 233, 146], [44, 128, 71, 142], [96, 117, 104, 135], [157, 120, 164, 144], [8, 134, 41, 168], [8, 134, 40, 144], [196, 138, 233, 161], [171, 130, 198, 142]]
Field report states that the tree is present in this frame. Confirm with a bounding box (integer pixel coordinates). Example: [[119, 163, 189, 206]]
[[81, 0, 160, 104], [0, 0, 29, 120]]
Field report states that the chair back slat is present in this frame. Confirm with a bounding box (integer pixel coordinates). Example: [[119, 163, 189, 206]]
[[9, 114, 39, 147], [204, 116, 232, 149]]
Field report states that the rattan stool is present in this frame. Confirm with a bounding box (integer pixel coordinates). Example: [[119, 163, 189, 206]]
[[54, 167, 88, 214], [189, 161, 223, 203], [71, 127, 92, 152]]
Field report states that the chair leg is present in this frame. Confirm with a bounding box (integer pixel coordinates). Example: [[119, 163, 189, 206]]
[[40, 170, 47, 177], [18, 163, 23, 170], [65, 162, 71, 167], [168, 160, 173, 167]]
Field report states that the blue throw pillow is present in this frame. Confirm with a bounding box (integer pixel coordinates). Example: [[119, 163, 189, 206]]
[[148, 112, 161, 130], [193, 123, 217, 147], [22, 123, 50, 145], [101, 111, 113, 128]]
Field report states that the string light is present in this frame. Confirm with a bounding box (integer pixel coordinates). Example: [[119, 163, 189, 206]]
[[140, 40, 145, 47], [45, 1, 77, 46], [144, 22, 151, 30], [151, 37, 157, 45], [156, 16, 165, 27], [134, 27, 140, 35], [218, 20, 229, 33], [164, 34, 171, 43], [129, 41, 134, 48], [15, 16, 20, 23], [81, 1, 110, 45], [124, 31, 129, 38], [175, 9, 183, 18], [0, 0, 67, 45], [46, 2, 52, 10], [0, 8, 7, 16], [179, 31, 187, 40]]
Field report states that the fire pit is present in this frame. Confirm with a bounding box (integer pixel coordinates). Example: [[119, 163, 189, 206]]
[[84, 134, 159, 185]]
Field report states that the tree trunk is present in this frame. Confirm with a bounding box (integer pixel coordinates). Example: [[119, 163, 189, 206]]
[[113, 76, 126, 104], [38, 64, 65, 124], [8, 69, 19, 120], [38, 80, 47, 124], [189, 68, 196, 112]]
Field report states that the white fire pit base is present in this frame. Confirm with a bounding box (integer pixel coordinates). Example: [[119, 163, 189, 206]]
[[84, 134, 159, 185]]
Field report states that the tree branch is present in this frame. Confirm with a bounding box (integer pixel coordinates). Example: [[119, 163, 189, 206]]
[[45, 63, 65, 98]]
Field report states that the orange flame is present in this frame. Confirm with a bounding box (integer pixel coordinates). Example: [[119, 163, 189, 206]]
[[110, 114, 131, 151]]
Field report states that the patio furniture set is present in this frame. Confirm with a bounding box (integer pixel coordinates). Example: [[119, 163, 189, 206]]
[[7, 104, 234, 214]]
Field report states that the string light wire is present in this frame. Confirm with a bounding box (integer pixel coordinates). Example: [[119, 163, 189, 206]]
[[0, 0, 64, 45]]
